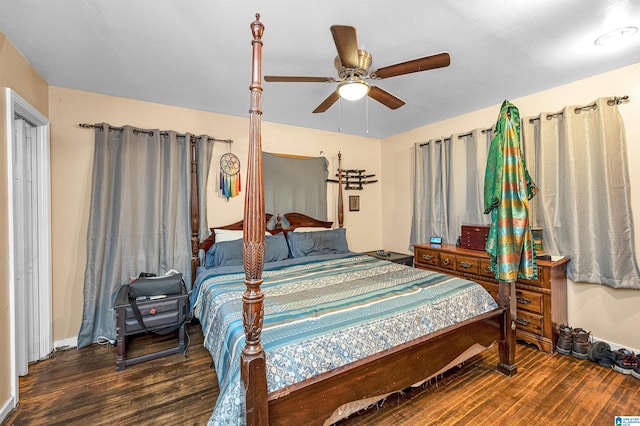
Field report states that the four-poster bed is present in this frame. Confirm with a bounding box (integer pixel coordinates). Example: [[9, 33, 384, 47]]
[[188, 14, 517, 425]]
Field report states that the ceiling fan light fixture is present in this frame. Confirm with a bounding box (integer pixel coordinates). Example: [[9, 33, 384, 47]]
[[337, 79, 369, 101], [594, 26, 638, 46]]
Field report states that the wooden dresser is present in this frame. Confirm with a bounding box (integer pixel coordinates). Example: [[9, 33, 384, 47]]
[[413, 243, 569, 354]]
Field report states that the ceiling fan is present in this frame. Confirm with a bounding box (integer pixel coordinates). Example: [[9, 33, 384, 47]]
[[264, 25, 450, 113]]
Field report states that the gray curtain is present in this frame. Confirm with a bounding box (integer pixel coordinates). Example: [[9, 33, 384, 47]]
[[410, 130, 492, 247], [263, 152, 329, 220], [410, 138, 447, 246], [78, 125, 192, 348], [448, 130, 492, 241], [522, 98, 640, 289], [196, 136, 214, 241]]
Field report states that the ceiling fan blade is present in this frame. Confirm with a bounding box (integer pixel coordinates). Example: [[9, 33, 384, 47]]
[[265, 76, 336, 83], [331, 25, 359, 69], [372, 52, 450, 79], [368, 86, 405, 110], [313, 91, 340, 113]]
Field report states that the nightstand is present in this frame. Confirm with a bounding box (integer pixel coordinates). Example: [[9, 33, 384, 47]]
[[363, 250, 414, 266], [113, 284, 189, 370]]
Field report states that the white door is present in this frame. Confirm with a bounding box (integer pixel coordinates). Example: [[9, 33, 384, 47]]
[[5, 88, 52, 413], [13, 118, 40, 375]]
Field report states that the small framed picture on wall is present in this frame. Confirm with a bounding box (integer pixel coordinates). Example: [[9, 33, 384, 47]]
[[349, 195, 360, 212]]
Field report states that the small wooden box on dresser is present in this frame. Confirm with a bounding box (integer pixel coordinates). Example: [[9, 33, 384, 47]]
[[413, 243, 569, 354]]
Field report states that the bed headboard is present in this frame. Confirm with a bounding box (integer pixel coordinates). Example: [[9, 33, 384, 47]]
[[199, 212, 333, 253], [199, 214, 272, 253], [280, 212, 333, 231]]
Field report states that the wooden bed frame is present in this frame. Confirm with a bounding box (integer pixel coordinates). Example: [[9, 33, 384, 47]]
[[188, 14, 517, 425]]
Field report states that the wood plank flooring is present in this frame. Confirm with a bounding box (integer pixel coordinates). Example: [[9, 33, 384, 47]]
[[4, 323, 638, 425]]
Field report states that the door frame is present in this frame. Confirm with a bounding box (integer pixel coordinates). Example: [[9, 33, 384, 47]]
[[5, 88, 52, 410]]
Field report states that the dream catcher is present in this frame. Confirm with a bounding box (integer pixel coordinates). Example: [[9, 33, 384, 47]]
[[219, 152, 241, 200]]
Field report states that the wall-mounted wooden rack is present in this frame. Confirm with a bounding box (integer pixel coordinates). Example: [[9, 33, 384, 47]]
[[327, 169, 378, 190]]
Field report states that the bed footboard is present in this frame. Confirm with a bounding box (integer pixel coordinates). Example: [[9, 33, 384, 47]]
[[267, 307, 511, 425]]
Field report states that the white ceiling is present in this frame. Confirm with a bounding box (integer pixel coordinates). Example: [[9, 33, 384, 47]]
[[1, 0, 639, 138]]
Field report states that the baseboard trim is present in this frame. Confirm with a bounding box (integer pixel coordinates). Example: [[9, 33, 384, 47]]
[[0, 395, 16, 424], [54, 336, 78, 352], [594, 336, 639, 355]]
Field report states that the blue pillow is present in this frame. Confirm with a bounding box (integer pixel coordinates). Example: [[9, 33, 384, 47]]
[[205, 233, 290, 268], [287, 228, 349, 258], [265, 233, 290, 263]]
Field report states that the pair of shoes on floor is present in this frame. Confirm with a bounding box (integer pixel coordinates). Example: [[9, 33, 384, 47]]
[[555, 324, 592, 359], [597, 348, 639, 376], [555, 324, 573, 355], [613, 349, 639, 375], [633, 356, 640, 380]]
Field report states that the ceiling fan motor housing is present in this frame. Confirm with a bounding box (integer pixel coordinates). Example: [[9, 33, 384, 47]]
[[335, 50, 372, 79]]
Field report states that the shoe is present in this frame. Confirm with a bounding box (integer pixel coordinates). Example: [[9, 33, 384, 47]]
[[556, 324, 573, 355], [587, 341, 611, 362], [612, 349, 638, 375], [571, 328, 591, 360], [632, 355, 640, 379], [598, 350, 617, 368]]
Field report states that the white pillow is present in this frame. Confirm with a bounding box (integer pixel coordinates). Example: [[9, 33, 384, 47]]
[[293, 227, 331, 232], [213, 229, 243, 242], [213, 228, 270, 242]]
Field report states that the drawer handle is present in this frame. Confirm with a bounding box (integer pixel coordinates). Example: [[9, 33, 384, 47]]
[[516, 317, 530, 326], [484, 266, 492, 273], [422, 254, 433, 260], [516, 296, 532, 304], [460, 261, 473, 268], [442, 258, 450, 266]]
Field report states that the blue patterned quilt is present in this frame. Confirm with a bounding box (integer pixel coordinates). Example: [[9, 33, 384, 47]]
[[192, 253, 498, 425]]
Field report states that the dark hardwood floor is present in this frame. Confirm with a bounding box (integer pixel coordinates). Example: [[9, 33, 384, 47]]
[[4, 323, 638, 425]]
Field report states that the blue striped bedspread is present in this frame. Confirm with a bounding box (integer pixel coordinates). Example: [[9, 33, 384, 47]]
[[192, 253, 498, 425]]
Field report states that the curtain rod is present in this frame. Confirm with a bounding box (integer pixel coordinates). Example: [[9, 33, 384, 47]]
[[78, 123, 233, 143], [419, 95, 630, 146], [419, 127, 493, 147], [528, 95, 629, 124]]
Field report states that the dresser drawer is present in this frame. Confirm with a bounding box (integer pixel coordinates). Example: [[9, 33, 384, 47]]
[[414, 247, 439, 267], [515, 288, 543, 314], [456, 255, 479, 274], [439, 252, 456, 271], [516, 310, 543, 335], [479, 259, 494, 279], [518, 273, 542, 288]]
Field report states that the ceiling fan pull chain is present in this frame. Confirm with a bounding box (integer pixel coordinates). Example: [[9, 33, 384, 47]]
[[338, 97, 342, 132], [365, 96, 369, 135]]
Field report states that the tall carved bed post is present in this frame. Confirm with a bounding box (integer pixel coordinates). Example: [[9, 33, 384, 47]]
[[190, 137, 200, 280], [242, 14, 269, 424], [337, 152, 344, 228]]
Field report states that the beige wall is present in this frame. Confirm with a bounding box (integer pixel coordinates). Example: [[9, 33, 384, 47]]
[[48, 86, 382, 344], [0, 32, 49, 415], [381, 63, 640, 351]]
